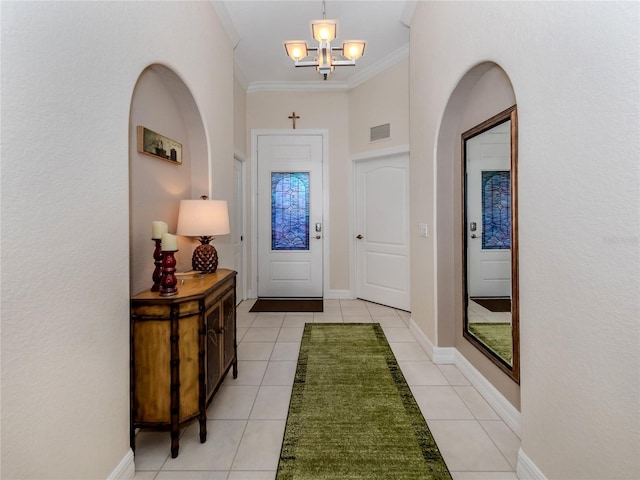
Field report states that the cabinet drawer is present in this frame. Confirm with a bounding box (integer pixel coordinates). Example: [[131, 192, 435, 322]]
[[132, 299, 200, 319]]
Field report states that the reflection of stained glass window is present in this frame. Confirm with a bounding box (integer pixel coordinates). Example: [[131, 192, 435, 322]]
[[272, 172, 310, 250], [482, 171, 511, 250]]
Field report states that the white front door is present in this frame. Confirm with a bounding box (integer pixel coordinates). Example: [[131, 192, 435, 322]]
[[466, 121, 511, 297], [355, 154, 410, 311], [257, 134, 324, 298]]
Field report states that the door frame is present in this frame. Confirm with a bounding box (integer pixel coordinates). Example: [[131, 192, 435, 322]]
[[250, 129, 329, 299], [350, 144, 410, 302], [234, 151, 247, 303]]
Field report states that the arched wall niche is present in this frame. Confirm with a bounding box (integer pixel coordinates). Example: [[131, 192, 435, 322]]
[[435, 62, 521, 408], [129, 64, 209, 295]]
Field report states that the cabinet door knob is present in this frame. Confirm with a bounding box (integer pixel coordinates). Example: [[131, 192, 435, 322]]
[[356, 234, 364, 240]]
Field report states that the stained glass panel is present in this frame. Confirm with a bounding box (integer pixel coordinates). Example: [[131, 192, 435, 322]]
[[482, 171, 511, 250], [272, 172, 310, 250]]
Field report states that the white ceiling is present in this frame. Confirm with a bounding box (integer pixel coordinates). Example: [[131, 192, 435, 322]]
[[214, 1, 415, 92]]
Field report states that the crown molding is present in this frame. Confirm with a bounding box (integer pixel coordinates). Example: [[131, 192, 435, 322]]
[[347, 43, 409, 89], [210, 0, 240, 48], [247, 80, 350, 94], [246, 43, 409, 94]]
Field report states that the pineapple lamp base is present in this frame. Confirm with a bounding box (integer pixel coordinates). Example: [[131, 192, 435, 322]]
[[192, 236, 218, 273]]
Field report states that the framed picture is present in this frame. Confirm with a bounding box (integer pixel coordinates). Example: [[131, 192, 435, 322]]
[[137, 126, 182, 165]]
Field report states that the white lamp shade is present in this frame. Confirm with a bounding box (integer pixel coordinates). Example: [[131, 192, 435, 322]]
[[342, 41, 366, 60], [176, 199, 230, 237], [311, 20, 337, 42], [284, 41, 308, 61]]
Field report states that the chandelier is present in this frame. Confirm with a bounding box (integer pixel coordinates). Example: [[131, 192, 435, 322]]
[[283, 1, 366, 80]]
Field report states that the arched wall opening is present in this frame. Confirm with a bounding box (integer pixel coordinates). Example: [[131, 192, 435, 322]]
[[435, 62, 520, 408], [129, 64, 209, 295]]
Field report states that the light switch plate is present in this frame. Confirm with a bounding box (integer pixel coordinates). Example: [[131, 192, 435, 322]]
[[420, 223, 428, 237]]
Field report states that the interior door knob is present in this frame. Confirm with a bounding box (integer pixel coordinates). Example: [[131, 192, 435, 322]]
[[356, 234, 364, 239]]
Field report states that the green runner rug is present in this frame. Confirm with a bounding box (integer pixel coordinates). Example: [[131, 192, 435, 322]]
[[277, 323, 452, 480]]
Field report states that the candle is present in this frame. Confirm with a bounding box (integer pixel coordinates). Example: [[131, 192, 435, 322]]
[[152, 221, 168, 239], [161, 233, 178, 251]]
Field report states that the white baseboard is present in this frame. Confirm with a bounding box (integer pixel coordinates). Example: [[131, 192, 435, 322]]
[[517, 448, 548, 480], [454, 350, 522, 438], [323, 289, 352, 299], [408, 318, 521, 438], [408, 318, 455, 364], [107, 449, 135, 480]]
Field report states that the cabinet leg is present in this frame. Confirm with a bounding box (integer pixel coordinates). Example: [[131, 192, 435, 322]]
[[170, 432, 179, 458], [199, 417, 207, 443], [233, 358, 238, 379]]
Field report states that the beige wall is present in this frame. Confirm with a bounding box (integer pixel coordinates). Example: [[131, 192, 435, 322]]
[[410, 2, 639, 479], [349, 59, 409, 154], [234, 76, 247, 156], [1, 2, 234, 478]]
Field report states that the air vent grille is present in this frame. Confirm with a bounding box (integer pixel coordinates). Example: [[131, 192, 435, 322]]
[[370, 123, 391, 142]]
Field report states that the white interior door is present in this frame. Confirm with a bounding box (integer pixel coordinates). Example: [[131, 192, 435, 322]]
[[233, 157, 245, 303], [355, 154, 410, 311], [466, 121, 511, 297], [257, 134, 323, 298]]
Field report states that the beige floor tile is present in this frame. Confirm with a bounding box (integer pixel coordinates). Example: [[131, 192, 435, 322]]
[[282, 315, 312, 327], [238, 342, 275, 361], [341, 306, 370, 316], [231, 420, 287, 471], [270, 342, 301, 361], [250, 386, 292, 420], [207, 385, 259, 420], [412, 386, 475, 420], [155, 472, 227, 480], [277, 327, 304, 342], [427, 420, 512, 472], [480, 420, 521, 469], [162, 420, 246, 471], [228, 472, 276, 480], [398, 361, 450, 385], [313, 314, 343, 323], [262, 361, 297, 386], [381, 326, 416, 342], [451, 472, 518, 480], [133, 431, 170, 471], [252, 315, 284, 328], [454, 386, 500, 420], [343, 315, 374, 323], [223, 361, 267, 386], [242, 327, 281, 342], [132, 472, 158, 480], [438, 365, 471, 385], [389, 342, 430, 361], [377, 316, 407, 328]]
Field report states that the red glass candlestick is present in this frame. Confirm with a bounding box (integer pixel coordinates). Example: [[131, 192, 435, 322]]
[[160, 250, 178, 297], [151, 239, 163, 292]]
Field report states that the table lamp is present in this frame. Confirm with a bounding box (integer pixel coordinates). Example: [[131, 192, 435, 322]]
[[176, 196, 230, 273]]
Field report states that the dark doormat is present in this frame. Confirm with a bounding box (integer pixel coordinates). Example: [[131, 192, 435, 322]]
[[470, 297, 511, 313], [250, 298, 323, 313]]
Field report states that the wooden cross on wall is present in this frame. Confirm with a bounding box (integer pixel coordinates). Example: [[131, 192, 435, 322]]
[[288, 112, 300, 129]]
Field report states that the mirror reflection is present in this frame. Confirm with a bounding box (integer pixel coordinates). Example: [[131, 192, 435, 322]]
[[463, 106, 519, 382]]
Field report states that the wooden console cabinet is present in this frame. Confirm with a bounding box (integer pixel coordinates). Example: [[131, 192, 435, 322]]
[[130, 269, 237, 458]]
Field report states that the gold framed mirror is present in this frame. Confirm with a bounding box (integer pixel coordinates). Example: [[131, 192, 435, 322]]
[[462, 105, 519, 383]]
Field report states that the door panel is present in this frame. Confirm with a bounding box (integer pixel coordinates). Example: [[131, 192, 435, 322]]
[[257, 134, 323, 297], [355, 155, 410, 310]]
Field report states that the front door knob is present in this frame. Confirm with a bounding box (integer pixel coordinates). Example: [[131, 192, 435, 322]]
[[356, 234, 364, 240]]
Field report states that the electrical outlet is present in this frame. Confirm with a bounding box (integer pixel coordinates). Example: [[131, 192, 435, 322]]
[[420, 223, 428, 238]]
